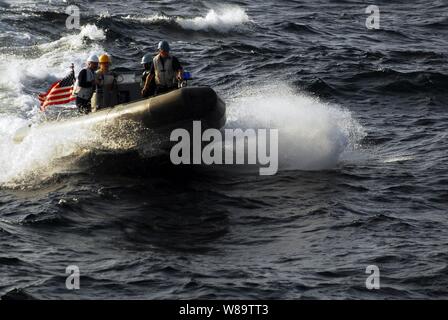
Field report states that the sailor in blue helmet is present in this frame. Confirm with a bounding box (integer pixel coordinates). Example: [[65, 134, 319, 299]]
[[141, 41, 183, 97]]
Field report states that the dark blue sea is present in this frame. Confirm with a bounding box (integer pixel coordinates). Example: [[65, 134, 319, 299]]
[[0, 0, 447, 299]]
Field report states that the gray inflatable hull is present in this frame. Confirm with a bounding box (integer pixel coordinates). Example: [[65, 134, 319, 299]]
[[13, 87, 226, 144]]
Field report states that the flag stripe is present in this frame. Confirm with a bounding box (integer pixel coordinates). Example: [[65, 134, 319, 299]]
[[45, 93, 72, 102], [39, 90, 74, 104], [40, 85, 72, 98], [40, 100, 76, 111], [44, 87, 73, 98], [42, 97, 76, 108], [39, 82, 60, 98], [44, 88, 73, 98]]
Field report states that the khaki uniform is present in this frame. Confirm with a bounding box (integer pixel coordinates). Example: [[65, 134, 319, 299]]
[[92, 69, 118, 111]]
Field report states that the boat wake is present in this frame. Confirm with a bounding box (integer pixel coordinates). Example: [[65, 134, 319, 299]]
[[225, 84, 365, 171], [0, 115, 154, 188]]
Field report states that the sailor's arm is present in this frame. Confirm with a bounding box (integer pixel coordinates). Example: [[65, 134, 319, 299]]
[[141, 74, 154, 96], [174, 57, 183, 81], [176, 69, 183, 81]]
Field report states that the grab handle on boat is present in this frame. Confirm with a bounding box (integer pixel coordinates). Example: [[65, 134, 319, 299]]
[[178, 71, 192, 88]]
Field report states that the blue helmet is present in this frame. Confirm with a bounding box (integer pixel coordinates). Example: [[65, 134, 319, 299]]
[[141, 53, 152, 64], [158, 40, 170, 52]]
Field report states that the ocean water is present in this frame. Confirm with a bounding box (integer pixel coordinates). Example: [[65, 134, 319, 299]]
[[0, 0, 447, 299]]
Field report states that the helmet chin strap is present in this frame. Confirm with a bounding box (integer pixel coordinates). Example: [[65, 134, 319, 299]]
[[160, 50, 170, 58]]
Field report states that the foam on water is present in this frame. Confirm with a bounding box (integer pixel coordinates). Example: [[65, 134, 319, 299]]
[[382, 155, 414, 163], [0, 116, 95, 188], [0, 115, 147, 188], [225, 84, 365, 171], [124, 6, 251, 32], [177, 7, 250, 32], [0, 24, 105, 114]]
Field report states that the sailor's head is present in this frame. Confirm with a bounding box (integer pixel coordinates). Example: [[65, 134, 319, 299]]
[[158, 41, 170, 58], [141, 53, 152, 70], [87, 54, 99, 70], [99, 54, 111, 71]]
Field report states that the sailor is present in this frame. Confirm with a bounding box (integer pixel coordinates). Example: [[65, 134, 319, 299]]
[[73, 54, 98, 114], [95, 54, 118, 110], [141, 53, 155, 98], [141, 41, 183, 97]]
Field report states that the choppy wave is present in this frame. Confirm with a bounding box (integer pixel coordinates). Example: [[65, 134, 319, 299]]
[[382, 155, 415, 163], [177, 7, 250, 32], [123, 6, 251, 33], [345, 68, 448, 94]]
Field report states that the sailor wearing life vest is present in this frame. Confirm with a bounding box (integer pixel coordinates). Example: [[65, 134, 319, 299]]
[[141, 41, 183, 97], [73, 54, 98, 114], [95, 54, 118, 110]]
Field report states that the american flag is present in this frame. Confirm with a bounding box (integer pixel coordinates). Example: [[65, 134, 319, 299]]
[[38, 68, 76, 111]]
